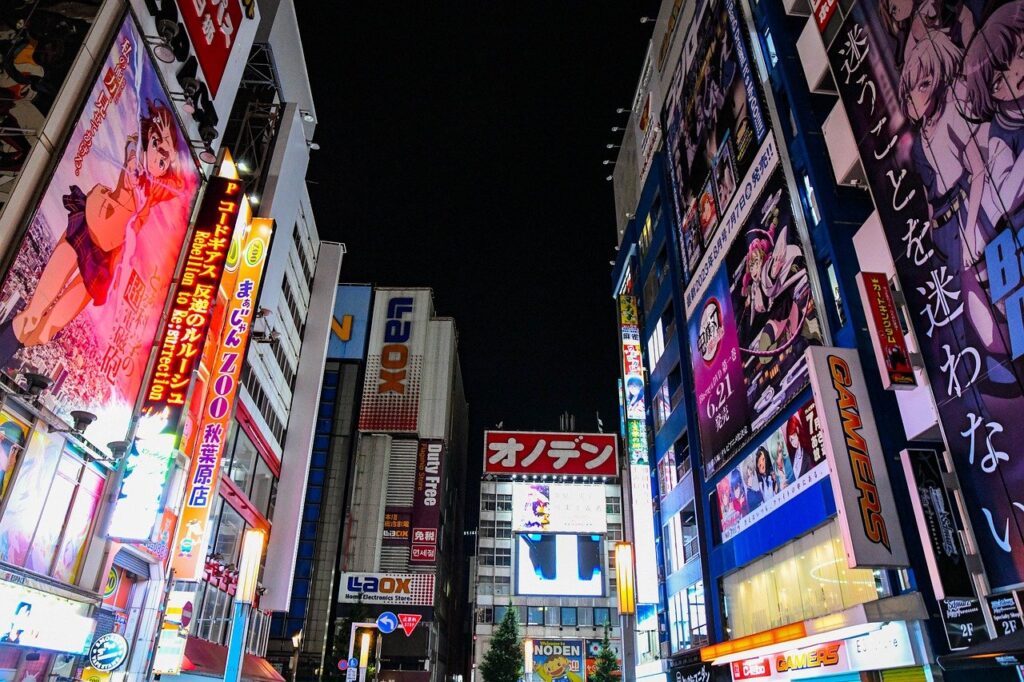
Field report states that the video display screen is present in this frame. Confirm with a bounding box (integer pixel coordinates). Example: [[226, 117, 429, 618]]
[[516, 534, 604, 597]]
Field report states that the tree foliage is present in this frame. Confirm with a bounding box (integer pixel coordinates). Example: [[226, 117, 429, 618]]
[[588, 623, 620, 682], [480, 606, 523, 682]]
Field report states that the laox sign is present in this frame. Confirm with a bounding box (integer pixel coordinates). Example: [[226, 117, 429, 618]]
[[379, 297, 413, 394], [346, 576, 412, 594]]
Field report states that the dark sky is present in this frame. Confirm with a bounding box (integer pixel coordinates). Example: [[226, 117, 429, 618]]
[[297, 4, 658, 476]]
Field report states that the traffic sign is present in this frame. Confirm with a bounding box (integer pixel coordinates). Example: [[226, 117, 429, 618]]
[[376, 611, 398, 634], [346, 668, 357, 681], [348, 657, 359, 668], [398, 613, 422, 636], [338, 660, 348, 671]]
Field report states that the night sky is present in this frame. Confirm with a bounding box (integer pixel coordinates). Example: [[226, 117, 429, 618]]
[[297, 4, 659, 481]]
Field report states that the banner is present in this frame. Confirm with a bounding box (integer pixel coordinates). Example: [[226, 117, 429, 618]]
[[531, 640, 584, 682], [824, 0, 1024, 589], [108, 175, 240, 541], [585, 639, 622, 679], [0, 1, 103, 212], [806, 347, 909, 567], [857, 272, 916, 389], [511, 483, 607, 533], [171, 217, 272, 578], [618, 296, 649, 466], [483, 431, 618, 477], [411, 440, 444, 564], [664, 0, 768, 280], [0, 15, 201, 452], [689, 168, 823, 477], [899, 448, 974, 599], [715, 399, 827, 542]]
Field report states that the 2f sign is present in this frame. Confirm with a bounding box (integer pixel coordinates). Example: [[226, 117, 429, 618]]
[[380, 297, 414, 394]]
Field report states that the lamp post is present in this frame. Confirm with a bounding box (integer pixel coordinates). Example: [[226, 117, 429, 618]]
[[290, 630, 303, 682], [224, 529, 265, 682]]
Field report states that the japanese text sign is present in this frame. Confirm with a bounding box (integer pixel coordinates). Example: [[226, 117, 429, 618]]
[[411, 440, 445, 565], [108, 176, 240, 541], [176, 0, 254, 96], [172, 217, 272, 579], [483, 431, 618, 477], [857, 272, 916, 390], [618, 296, 649, 466]]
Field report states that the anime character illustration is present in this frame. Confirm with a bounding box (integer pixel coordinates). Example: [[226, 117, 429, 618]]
[[773, 435, 796, 488], [728, 468, 748, 518], [754, 446, 777, 501], [178, 519, 205, 558], [880, 0, 978, 67], [520, 485, 551, 531], [626, 376, 645, 416], [698, 181, 719, 240], [538, 656, 580, 682], [0, 100, 187, 366], [0, 602, 30, 644], [785, 410, 813, 478], [714, 141, 737, 211], [743, 462, 763, 510], [0, 416, 25, 498]]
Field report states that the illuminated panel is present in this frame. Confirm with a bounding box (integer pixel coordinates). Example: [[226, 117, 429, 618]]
[[410, 440, 445, 565], [170, 218, 273, 578], [0, 580, 95, 654], [630, 465, 660, 604], [515, 534, 604, 597], [108, 176, 241, 541], [856, 272, 916, 390], [175, 0, 254, 96], [511, 483, 607, 533], [615, 542, 636, 615], [531, 640, 584, 682], [618, 296, 649, 466], [152, 588, 194, 675], [337, 573, 436, 606], [483, 431, 618, 477]]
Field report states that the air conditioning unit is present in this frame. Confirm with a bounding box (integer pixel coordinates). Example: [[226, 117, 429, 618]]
[[822, 101, 867, 187]]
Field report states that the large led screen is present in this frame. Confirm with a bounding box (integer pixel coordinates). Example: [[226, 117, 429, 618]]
[[512, 483, 607, 533], [821, 0, 1024, 589], [516, 534, 604, 597], [0, 15, 201, 450]]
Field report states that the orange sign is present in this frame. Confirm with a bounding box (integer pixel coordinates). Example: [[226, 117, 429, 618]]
[[171, 218, 273, 579]]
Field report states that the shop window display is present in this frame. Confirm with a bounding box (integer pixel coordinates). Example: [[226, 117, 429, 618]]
[[722, 519, 887, 638]]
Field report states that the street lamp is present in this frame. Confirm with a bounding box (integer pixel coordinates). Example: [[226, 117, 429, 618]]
[[224, 529, 265, 682], [291, 630, 303, 682]]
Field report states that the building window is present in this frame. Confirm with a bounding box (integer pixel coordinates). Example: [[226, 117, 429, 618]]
[[653, 381, 671, 432], [638, 212, 654, 259], [827, 262, 847, 327], [495, 520, 512, 538], [607, 523, 622, 541], [560, 607, 577, 626], [494, 575, 511, 596], [688, 582, 708, 645], [763, 27, 779, 67], [527, 606, 545, 625], [478, 607, 494, 624], [496, 494, 512, 512], [578, 608, 594, 626], [594, 608, 611, 627], [545, 606, 559, 626], [659, 448, 679, 498], [606, 496, 621, 515], [482, 493, 496, 511], [647, 318, 666, 369]]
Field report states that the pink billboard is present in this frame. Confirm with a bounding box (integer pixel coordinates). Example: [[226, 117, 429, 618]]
[[0, 15, 201, 451]]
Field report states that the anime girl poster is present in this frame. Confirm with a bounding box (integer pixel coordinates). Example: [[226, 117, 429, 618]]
[[0, 15, 201, 452], [825, 0, 1024, 587]]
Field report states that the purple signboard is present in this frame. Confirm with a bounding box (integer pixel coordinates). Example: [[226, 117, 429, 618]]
[[825, 0, 1024, 588], [411, 440, 444, 565], [688, 168, 823, 476]]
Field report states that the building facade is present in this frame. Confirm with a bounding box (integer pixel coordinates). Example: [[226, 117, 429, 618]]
[[469, 430, 625, 682], [0, 1, 342, 680], [335, 288, 469, 682], [609, 0, 1024, 680]]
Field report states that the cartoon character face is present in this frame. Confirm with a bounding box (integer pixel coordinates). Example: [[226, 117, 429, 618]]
[[904, 71, 937, 122], [993, 37, 1024, 102], [748, 249, 765, 283], [541, 656, 571, 680], [886, 0, 914, 23]]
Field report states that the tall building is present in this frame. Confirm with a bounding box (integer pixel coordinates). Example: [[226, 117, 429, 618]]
[[334, 288, 469, 682], [469, 430, 625, 682], [0, 1, 343, 680], [608, 0, 1024, 680]]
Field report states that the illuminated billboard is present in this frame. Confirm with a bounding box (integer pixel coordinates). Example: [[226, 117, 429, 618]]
[[715, 399, 827, 542], [338, 573, 436, 606], [329, 285, 373, 360], [171, 218, 272, 578], [175, 0, 255, 96], [663, 0, 768, 280], [511, 483, 607, 533], [515, 534, 604, 597], [685, 155, 823, 479], [484, 431, 618, 477], [618, 296, 649, 466], [0, 578, 94, 654], [0, 2, 102, 212], [531, 640, 584, 682], [411, 440, 444, 564], [823, 0, 1024, 588], [629, 465, 660, 604], [0, 15, 201, 452], [108, 175, 242, 541], [358, 290, 432, 433]]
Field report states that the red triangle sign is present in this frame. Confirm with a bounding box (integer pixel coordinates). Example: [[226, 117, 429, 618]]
[[398, 613, 422, 637]]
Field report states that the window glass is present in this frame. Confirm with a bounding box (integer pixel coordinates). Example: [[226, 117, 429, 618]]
[[0, 411, 28, 501], [249, 456, 274, 517], [527, 606, 544, 625], [0, 430, 61, 566], [545, 606, 559, 626], [25, 455, 78, 573], [52, 466, 104, 581], [578, 608, 594, 626], [228, 426, 259, 494], [594, 608, 611, 626], [212, 503, 246, 565], [560, 607, 577, 626]]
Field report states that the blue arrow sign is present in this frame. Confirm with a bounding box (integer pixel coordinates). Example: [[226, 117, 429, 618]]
[[348, 657, 359, 668], [376, 611, 398, 634]]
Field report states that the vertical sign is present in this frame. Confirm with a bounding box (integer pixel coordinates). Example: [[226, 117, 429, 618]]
[[987, 592, 1024, 639], [824, 0, 1024, 590], [410, 440, 444, 564], [899, 449, 974, 599], [618, 296, 649, 466], [171, 218, 273, 579], [806, 346, 909, 568], [940, 598, 991, 651], [108, 176, 241, 541], [857, 273, 916, 390], [175, 0, 255, 96]]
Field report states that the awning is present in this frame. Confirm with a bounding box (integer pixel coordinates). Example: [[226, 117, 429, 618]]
[[180, 636, 285, 682], [937, 629, 1024, 671]]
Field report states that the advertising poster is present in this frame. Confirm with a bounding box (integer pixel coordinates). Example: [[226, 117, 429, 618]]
[[715, 399, 826, 542], [584, 639, 622, 679], [689, 169, 823, 477], [0, 1, 103, 211], [0, 579, 94, 654], [176, 0, 252, 96], [511, 483, 607, 533], [0, 15, 201, 452], [857, 272, 916, 389], [516, 534, 604, 597], [618, 296, 649, 466], [338, 573, 435, 606], [532, 640, 584, 682], [329, 285, 373, 360], [411, 440, 444, 564], [0, 411, 28, 500], [383, 506, 412, 546], [663, 0, 767, 278], [987, 592, 1024, 638], [483, 431, 618, 477], [824, 0, 1024, 589]]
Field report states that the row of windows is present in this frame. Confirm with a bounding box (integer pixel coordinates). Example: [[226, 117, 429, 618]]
[[281, 275, 307, 339], [479, 605, 617, 628], [292, 225, 317, 286], [658, 433, 691, 498], [481, 493, 623, 516], [668, 582, 709, 652], [240, 362, 286, 446]]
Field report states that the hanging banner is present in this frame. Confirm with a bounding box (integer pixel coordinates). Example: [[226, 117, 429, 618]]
[[857, 272, 916, 389], [824, 0, 1024, 590], [411, 440, 444, 564], [618, 296, 649, 466], [806, 346, 909, 568], [170, 218, 272, 578]]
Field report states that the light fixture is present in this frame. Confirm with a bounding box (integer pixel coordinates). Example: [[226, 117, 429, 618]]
[[611, 126, 626, 132], [605, 175, 613, 182], [300, 110, 316, 123], [616, 107, 631, 114], [606, 143, 620, 149], [602, 160, 615, 165], [19, 372, 52, 397], [640, 16, 655, 23], [307, 141, 320, 150]]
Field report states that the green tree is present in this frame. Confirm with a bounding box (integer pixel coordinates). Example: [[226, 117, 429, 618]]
[[588, 623, 620, 682], [480, 606, 523, 682]]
